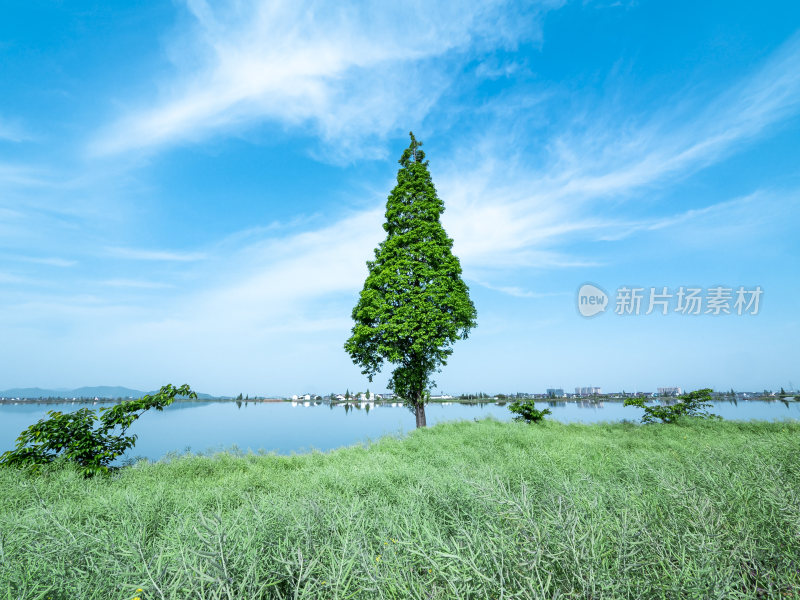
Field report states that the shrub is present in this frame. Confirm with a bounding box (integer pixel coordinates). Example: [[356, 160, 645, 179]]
[[0, 384, 195, 476], [508, 399, 552, 423], [624, 388, 718, 424]]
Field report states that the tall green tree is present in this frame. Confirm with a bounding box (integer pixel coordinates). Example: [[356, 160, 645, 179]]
[[345, 132, 477, 427]]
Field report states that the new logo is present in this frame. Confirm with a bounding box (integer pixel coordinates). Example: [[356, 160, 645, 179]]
[[577, 283, 608, 317]]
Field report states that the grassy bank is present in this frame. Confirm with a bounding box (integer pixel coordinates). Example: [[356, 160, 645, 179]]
[[1, 419, 799, 599]]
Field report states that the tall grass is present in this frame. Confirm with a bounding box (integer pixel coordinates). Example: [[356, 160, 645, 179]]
[[1, 419, 799, 599]]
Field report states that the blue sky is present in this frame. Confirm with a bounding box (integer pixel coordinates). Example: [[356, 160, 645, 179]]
[[1, 1, 799, 396]]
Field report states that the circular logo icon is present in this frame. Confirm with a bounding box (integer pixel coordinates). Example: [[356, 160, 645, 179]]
[[577, 283, 608, 317]]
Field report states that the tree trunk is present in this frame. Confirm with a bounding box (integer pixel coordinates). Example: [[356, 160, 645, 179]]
[[415, 398, 427, 428]]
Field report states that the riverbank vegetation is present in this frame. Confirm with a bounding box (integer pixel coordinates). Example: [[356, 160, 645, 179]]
[[0, 385, 195, 477], [1, 418, 799, 598]]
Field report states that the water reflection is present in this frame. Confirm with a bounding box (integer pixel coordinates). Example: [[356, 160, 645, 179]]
[[0, 399, 797, 462]]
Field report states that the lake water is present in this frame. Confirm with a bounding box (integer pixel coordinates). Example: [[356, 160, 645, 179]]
[[1, 399, 798, 462]]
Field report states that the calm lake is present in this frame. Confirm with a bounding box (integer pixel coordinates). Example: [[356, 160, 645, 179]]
[[1, 400, 798, 462]]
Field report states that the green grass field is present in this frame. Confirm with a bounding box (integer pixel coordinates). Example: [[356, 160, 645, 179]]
[[1, 419, 799, 599]]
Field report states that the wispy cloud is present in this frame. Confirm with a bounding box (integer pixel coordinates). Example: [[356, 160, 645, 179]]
[[469, 279, 572, 298], [429, 33, 800, 278], [91, 0, 561, 158], [0, 117, 32, 143], [106, 247, 208, 262], [181, 207, 385, 330], [0, 272, 26, 284], [4, 6, 799, 393], [592, 192, 772, 242], [0, 164, 53, 189], [438, 160, 610, 270], [101, 279, 176, 289], [4, 255, 78, 268], [541, 33, 800, 200], [76, 30, 800, 336]]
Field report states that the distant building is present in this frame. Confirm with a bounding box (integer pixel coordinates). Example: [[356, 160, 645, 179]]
[[657, 387, 682, 396], [575, 387, 602, 396], [546, 388, 565, 398]]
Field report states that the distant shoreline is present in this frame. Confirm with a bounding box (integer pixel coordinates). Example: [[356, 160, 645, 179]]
[[0, 395, 795, 405], [0, 396, 287, 405]]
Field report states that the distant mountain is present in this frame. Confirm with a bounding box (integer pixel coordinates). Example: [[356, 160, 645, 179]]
[[0, 386, 219, 400], [72, 386, 147, 398], [0, 387, 69, 399]]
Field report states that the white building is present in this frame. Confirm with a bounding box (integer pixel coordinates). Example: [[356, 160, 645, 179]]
[[657, 387, 682, 396], [575, 387, 602, 396]]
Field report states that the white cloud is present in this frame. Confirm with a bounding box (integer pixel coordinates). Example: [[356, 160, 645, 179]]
[[542, 33, 800, 200], [468, 279, 572, 298], [428, 33, 800, 278], [591, 192, 771, 242], [6, 16, 800, 393], [0, 273, 26, 284], [101, 279, 176, 289], [0, 117, 31, 143], [0, 164, 52, 189], [39, 31, 799, 375], [106, 247, 208, 262], [91, 0, 560, 158], [438, 161, 610, 270], [9, 256, 78, 268], [161, 207, 385, 334]]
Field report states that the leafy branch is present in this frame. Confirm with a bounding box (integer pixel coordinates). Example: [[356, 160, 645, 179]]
[[0, 384, 196, 476]]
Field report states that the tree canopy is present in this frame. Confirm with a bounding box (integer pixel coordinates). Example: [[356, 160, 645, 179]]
[[624, 388, 717, 424], [345, 133, 477, 427]]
